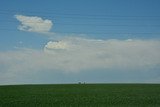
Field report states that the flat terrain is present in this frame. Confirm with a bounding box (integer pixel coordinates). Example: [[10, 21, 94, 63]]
[[0, 84, 160, 107]]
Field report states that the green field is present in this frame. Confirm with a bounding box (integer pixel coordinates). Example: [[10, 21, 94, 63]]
[[0, 84, 160, 107]]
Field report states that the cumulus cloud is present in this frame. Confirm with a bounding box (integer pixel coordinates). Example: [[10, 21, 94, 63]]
[[45, 41, 69, 50], [15, 15, 53, 34]]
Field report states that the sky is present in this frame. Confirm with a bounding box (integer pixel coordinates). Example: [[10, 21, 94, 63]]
[[0, 0, 160, 85]]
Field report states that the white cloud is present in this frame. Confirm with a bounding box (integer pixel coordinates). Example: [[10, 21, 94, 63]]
[[45, 41, 69, 50], [44, 38, 160, 71], [1, 37, 160, 72], [15, 15, 53, 34], [0, 37, 160, 84]]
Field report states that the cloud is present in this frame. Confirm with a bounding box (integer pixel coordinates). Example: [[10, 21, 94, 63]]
[[45, 41, 69, 50], [0, 37, 160, 84], [44, 38, 160, 71], [15, 15, 53, 34], [1, 37, 160, 72]]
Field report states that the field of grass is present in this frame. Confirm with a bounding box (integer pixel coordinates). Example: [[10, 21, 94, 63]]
[[0, 84, 160, 107]]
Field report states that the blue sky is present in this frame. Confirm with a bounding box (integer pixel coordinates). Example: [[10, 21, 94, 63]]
[[0, 0, 160, 84]]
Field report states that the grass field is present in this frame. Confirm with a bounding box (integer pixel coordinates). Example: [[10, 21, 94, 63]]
[[0, 84, 160, 107]]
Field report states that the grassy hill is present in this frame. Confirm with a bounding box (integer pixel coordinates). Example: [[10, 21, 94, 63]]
[[0, 84, 160, 107]]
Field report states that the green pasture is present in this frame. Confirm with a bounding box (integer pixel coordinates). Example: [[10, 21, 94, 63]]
[[0, 84, 160, 107]]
